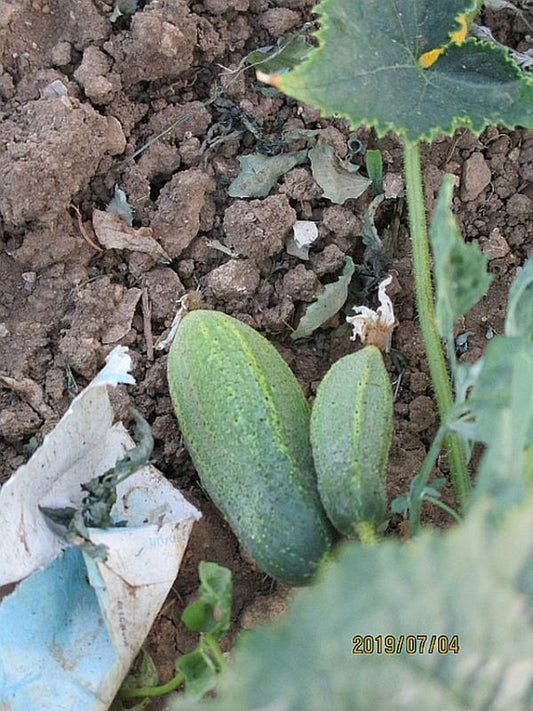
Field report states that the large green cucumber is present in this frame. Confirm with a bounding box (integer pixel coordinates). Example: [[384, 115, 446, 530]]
[[310, 346, 393, 539], [167, 310, 334, 586]]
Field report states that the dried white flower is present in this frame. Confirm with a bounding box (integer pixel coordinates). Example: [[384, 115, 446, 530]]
[[347, 275, 397, 352]]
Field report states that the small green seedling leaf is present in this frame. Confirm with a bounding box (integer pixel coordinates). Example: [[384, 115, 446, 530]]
[[245, 33, 312, 74], [274, 0, 533, 144], [227, 150, 308, 198], [505, 257, 533, 339], [430, 174, 493, 339], [291, 257, 355, 339], [309, 140, 371, 204], [175, 649, 218, 701], [365, 149, 383, 194], [181, 562, 232, 639]]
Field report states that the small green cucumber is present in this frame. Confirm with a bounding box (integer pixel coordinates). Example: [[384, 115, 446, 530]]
[[310, 345, 393, 540], [167, 310, 334, 586]]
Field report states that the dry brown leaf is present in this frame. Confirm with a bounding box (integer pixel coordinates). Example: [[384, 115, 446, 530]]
[[92, 210, 171, 262]]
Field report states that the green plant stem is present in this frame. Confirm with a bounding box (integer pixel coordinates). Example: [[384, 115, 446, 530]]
[[403, 141, 470, 508], [203, 634, 228, 671], [119, 672, 185, 699], [409, 424, 448, 536]]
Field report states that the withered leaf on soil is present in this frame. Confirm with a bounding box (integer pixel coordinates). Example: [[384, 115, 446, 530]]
[[92, 210, 171, 262], [228, 150, 308, 198], [291, 257, 355, 339], [309, 140, 371, 205]]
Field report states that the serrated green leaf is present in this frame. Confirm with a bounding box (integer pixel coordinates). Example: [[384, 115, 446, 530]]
[[227, 150, 308, 198], [245, 34, 311, 74], [309, 140, 371, 204], [181, 563, 232, 639], [187, 496, 533, 711], [505, 258, 533, 339], [276, 0, 533, 143], [471, 339, 533, 511], [465, 336, 533, 446], [291, 257, 355, 339], [430, 174, 493, 338]]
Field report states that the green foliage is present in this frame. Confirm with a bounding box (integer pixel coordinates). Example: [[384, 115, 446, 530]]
[[175, 496, 533, 711], [291, 257, 355, 339], [116, 563, 232, 705], [456, 334, 533, 509], [505, 257, 533, 338], [181, 562, 232, 639], [429, 174, 493, 339], [275, 0, 533, 143], [113, 651, 158, 710], [364, 149, 383, 194]]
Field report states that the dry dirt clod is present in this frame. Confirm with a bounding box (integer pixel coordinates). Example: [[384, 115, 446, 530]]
[[480, 228, 511, 260], [151, 169, 216, 259], [507, 193, 533, 217], [409, 395, 437, 433], [203, 0, 250, 13], [106, 0, 197, 86], [73, 46, 121, 105], [309, 244, 346, 277], [259, 8, 301, 37], [0, 98, 126, 227], [322, 205, 362, 239], [240, 588, 291, 629], [460, 152, 492, 202], [281, 265, 322, 302], [223, 195, 296, 261], [143, 268, 185, 323], [205, 259, 261, 302]]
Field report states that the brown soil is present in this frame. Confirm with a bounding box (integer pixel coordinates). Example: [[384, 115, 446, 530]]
[[0, 1, 531, 704]]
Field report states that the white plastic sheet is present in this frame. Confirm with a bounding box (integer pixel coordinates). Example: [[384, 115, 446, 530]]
[[0, 347, 200, 710]]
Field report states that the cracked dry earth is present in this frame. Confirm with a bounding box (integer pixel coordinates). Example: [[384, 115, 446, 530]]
[[0, 0, 531, 698]]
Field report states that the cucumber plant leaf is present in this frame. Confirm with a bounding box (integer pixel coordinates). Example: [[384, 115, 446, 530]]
[[505, 257, 533, 339], [181, 562, 232, 639], [429, 174, 493, 338], [273, 0, 533, 143], [472, 338, 533, 510], [174, 495, 533, 711]]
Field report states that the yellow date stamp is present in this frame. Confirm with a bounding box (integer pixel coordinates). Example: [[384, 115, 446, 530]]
[[352, 634, 460, 655]]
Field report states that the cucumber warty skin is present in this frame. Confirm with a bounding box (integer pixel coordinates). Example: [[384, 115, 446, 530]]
[[167, 309, 334, 586], [310, 345, 393, 538]]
